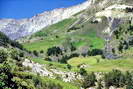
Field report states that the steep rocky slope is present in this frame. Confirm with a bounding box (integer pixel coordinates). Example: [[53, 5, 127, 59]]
[[0, 0, 91, 40], [21, 0, 133, 60]]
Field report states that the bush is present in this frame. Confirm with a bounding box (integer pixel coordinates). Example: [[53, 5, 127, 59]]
[[19, 52, 24, 57], [82, 72, 96, 88], [67, 64, 72, 70], [104, 70, 125, 88], [0, 64, 18, 89], [0, 49, 8, 63], [79, 68, 87, 76], [0, 32, 10, 46], [40, 50, 44, 54], [89, 49, 103, 56], [47, 46, 62, 56], [10, 50, 20, 61], [33, 50, 39, 57]]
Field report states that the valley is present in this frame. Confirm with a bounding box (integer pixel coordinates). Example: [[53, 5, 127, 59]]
[[0, 0, 133, 89]]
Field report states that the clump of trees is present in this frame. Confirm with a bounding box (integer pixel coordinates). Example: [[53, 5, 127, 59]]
[[46, 41, 77, 63], [47, 47, 62, 56], [125, 7, 133, 13], [81, 70, 133, 89], [113, 20, 133, 54], [104, 70, 133, 88], [0, 32, 10, 47], [82, 72, 96, 88], [0, 32, 24, 50], [46, 44, 104, 63]]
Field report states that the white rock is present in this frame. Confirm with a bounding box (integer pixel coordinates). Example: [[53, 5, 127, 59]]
[[109, 86, 117, 89], [0, 0, 91, 40]]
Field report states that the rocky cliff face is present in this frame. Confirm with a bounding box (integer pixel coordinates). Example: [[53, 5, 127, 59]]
[[0, 0, 91, 40]]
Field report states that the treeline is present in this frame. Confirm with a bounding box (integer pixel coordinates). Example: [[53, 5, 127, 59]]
[[46, 46, 103, 63], [30, 44, 103, 63], [0, 32, 24, 50], [81, 69, 133, 89]]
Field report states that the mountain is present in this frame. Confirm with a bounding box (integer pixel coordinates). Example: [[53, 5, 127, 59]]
[[0, 0, 91, 40], [0, 0, 133, 89], [21, 0, 133, 59]]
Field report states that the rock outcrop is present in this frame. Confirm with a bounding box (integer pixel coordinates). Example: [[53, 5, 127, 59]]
[[22, 59, 82, 82], [0, 0, 91, 40]]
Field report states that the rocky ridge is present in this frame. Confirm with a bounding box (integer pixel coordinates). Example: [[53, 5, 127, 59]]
[[0, 0, 91, 40]]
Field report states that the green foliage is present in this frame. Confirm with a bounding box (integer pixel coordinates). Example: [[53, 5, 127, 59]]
[[82, 72, 96, 88], [67, 64, 72, 70], [79, 68, 87, 76], [0, 63, 18, 89], [10, 49, 21, 61], [0, 49, 8, 63], [0, 62, 65, 89], [47, 46, 62, 56], [33, 50, 39, 57], [0, 32, 24, 50], [89, 49, 103, 56], [113, 21, 133, 54], [40, 50, 44, 53], [14, 72, 79, 89], [104, 70, 133, 88], [0, 32, 10, 46]]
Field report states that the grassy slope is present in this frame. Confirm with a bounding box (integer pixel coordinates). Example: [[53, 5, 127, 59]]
[[23, 19, 77, 51], [31, 55, 133, 73], [32, 58, 68, 71], [23, 18, 105, 51], [68, 56, 133, 72], [40, 76, 79, 89], [15, 72, 79, 89]]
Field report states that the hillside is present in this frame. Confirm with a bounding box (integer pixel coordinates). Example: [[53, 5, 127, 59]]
[[0, 0, 91, 40], [0, 0, 133, 89]]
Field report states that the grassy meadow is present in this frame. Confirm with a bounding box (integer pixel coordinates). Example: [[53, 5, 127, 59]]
[[31, 56, 133, 73]]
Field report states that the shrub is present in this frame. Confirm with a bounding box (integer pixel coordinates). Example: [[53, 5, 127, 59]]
[[19, 52, 24, 57], [67, 64, 72, 70], [33, 50, 39, 57], [47, 46, 62, 56], [10, 50, 20, 61], [79, 68, 87, 76], [82, 72, 96, 88], [0, 64, 18, 89], [89, 49, 103, 56], [40, 50, 44, 54], [0, 49, 8, 63], [104, 69, 125, 88]]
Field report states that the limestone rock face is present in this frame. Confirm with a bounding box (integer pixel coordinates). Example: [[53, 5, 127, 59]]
[[0, 0, 91, 40]]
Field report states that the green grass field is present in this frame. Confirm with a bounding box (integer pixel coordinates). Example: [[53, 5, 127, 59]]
[[31, 55, 133, 73], [31, 58, 68, 71], [68, 56, 133, 72]]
